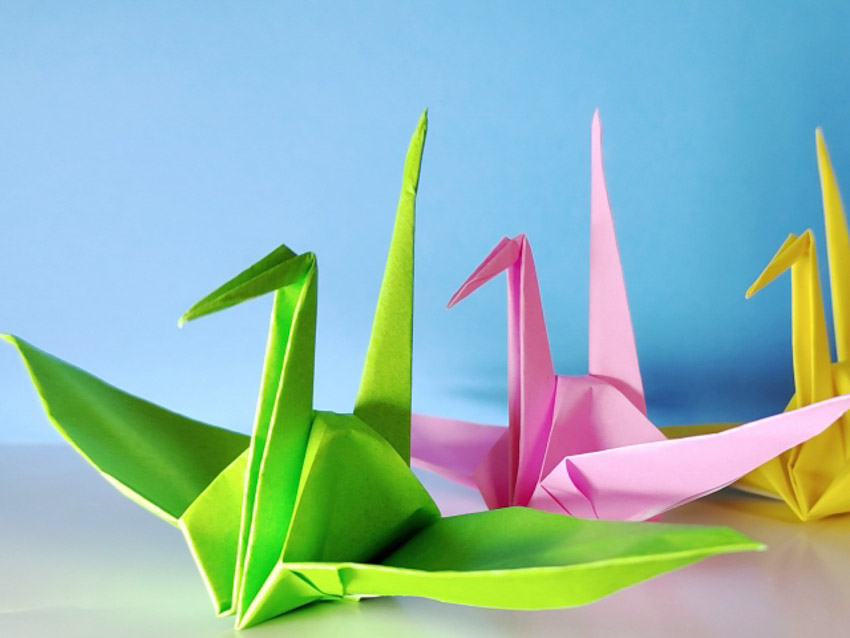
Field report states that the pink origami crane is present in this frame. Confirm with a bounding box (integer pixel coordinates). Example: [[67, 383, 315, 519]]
[[411, 111, 850, 522]]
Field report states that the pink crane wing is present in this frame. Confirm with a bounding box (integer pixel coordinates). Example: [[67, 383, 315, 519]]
[[536, 394, 850, 521]]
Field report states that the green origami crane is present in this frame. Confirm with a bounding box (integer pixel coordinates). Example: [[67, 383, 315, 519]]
[[4, 111, 761, 629]]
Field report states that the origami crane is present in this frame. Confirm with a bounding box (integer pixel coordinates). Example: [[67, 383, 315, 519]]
[[2, 112, 766, 628], [666, 130, 850, 521], [411, 111, 850, 523]]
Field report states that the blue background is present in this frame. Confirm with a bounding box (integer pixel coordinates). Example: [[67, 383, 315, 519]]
[[3, 2, 850, 443]]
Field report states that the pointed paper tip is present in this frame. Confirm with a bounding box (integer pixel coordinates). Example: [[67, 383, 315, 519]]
[[416, 108, 428, 135], [816, 126, 832, 168], [747, 232, 810, 299], [746, 265, 778, 301], [178, 306, 202, 327], [591, 111, 604, 171], [446, 235, 521, 310], [746, 266, 778, 301], [592, 110, 602, 143], [447, 280, 472, 309]]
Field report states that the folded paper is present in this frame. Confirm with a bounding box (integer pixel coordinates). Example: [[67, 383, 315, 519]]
[[412, 111, 850, 522], [666, 130, 850, 521], [4, 112, 763, 628]]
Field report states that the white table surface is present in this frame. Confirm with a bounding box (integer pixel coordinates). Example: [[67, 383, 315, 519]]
[[2, 444, 848, 638]]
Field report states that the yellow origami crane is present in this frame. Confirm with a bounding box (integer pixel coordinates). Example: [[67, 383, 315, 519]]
[[670, 130, 850, 521]]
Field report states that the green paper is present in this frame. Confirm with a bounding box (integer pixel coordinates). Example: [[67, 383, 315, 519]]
[[2, 334, 249, 523], [5, 110, 762, 629], [353, 112, 424, 463]]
